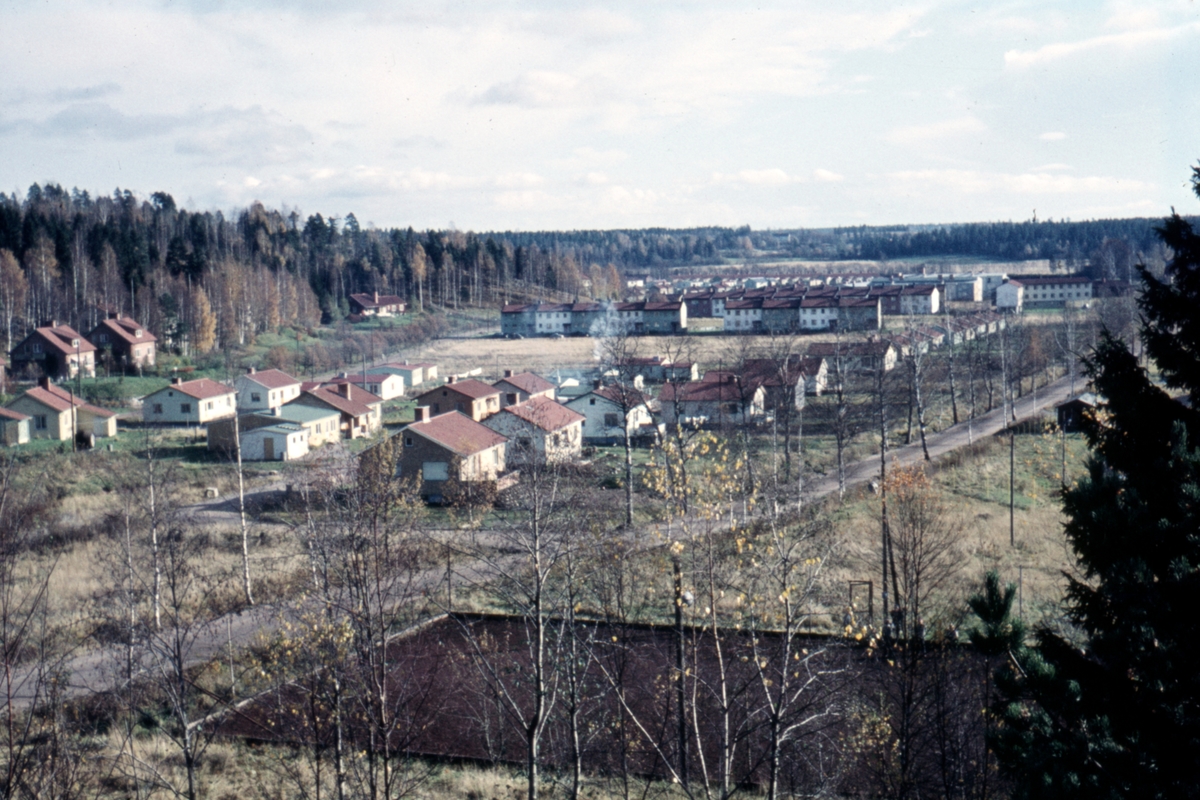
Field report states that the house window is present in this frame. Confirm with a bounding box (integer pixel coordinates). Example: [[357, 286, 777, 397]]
[[34, 416, 47, 430], [206, 402, 213, 410], [153, 404, 163, 414], [604, 413, 619, 427], [251, 393, 261, 403], [422, 461, 449, 481], [181, 403, 192, 414], [589, 398, 596, 405], [405, 436, 414, 446], [506, 393, 517, 405]]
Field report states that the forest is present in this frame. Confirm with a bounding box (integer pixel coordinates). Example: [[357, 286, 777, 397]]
[[0, 183, 1188, 367]]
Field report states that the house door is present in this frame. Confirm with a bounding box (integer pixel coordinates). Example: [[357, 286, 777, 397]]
[[263, 437, 275, 460]]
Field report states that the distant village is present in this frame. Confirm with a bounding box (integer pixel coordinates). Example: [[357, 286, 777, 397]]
[[501, 269, 1130, 337]]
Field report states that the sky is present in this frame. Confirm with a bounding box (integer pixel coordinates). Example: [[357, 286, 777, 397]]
[[2, 0, 1198, 232]]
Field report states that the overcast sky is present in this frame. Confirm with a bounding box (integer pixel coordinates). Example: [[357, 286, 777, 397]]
[[2, 1, 1197, 231]]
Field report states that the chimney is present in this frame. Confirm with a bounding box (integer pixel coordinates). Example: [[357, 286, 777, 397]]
[[593, 379, 602, 390], [172, 377, 183, 385], [107, 310, 120, 320], [373, 291, 379, 304], [414, 406, 429, 422], [339, 383, 352, 399], [726, 375, 735, 384], [447, 376, 457, 384], [247, 366, 256, 375], [504, 369, 514, 378], [41, 319, 57, 329], [339, 372, 349, 379], [38, 376, 51, 390]]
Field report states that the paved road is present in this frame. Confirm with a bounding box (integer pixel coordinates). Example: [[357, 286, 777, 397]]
[[805, 374, 1078, 500]]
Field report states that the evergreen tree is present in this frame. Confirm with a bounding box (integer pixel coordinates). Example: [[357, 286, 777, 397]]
[[991, 165, 1200, 799]]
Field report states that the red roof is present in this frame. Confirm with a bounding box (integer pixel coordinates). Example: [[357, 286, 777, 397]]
[[243, 368, 300, 389], [660, 379, 754, 403], [301, 385, 382, 416], [418, 379, 498, 402], [90, 316, 156, 346], [494, 372, 555, 396], [498, 396, 584, 432], [155, 378, 234, 401], [349, 292, 405, 310], [0, 407, 29, 422], [18, 384, 114, 417], [588, 384, 650, 407], [407, 411, 507, 456]]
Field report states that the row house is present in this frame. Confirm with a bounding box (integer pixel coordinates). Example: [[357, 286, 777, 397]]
[[807, 340, 899, 374], [659, 374, 766, 428], [1018, 276, 1094, 308]]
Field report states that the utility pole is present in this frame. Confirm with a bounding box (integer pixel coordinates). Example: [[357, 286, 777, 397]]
[[1010, 427, 1016, 548]]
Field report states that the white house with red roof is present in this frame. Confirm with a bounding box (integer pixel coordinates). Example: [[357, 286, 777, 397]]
[[235, 367, 302, 412], [397, 408, 508, 497], [9, 322, 97, 379], [142, 377, 237, 425], [483, 396, 584, 463], [563, 382, 655, 445], [0, 406, 29, 446], [349, 292, 406, 317], [86, 313, 156, 369], [6, 377, 117, 440], [324, 371, 405, 401]]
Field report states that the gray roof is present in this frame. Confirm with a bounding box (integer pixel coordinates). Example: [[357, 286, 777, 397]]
[[274, 404, 341, 424]]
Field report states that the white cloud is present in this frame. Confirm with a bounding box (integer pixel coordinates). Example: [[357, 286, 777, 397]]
[[1004, 22, 1200, 68], [1039, 131, 1067, 141], [885, 116, 986, 145], [813, 168, 843, 182], [712, 169, 795, 186]]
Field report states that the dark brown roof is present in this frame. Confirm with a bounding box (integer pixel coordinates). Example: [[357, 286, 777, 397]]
[[494, 372, 555, 396], [90, 316, 156, 346], [21, 325, 96, 355], [807, 340, 895, 358], [498, 396, 584, 432], [150, 378, 234, 401], [18, 384, 115, 417], [407, 411, 507, 456], [418, 379, 498, 402], [349, 292, 405, 309], [660, 379, 757, 403], [242, 368, 300, 389]]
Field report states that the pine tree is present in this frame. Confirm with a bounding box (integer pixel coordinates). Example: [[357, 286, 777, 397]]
[[991, 165, 1200, 799]]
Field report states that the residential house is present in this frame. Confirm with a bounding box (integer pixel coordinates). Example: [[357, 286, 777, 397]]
[[1056, 393, 1097, 433], [349, 291, 406, 317], [0, 407, 30, 446], [898, 285, 941, 316], [1017, 276, 1094, 308], [483, 396, 585, 464], [235, 367, 303, 412], [240, 423, 309, 461], [414, 377, 501, 421], [8, 322, 97, 379], [367, 361, 436, 389], [659, 374, 766, 428], [396, 407, 508, 498], [142, 378, 237, 425], [807, 340, 899, 374], [723, 299, 764, 332], [613, 356, 698, 383], [6, 377, 117, 440], [996, 280, 1025, 312], [493, 370, 557, 407], [325, 372, 406, 401], [208, 404, 342, 455], [564, 383, 655, 445], [291, 383, 383, 439], [500, 303, 538, 337], [86, 313, 156, 370]]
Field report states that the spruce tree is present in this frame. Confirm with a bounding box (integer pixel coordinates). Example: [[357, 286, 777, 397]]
[[992, 165, 1200, 799]]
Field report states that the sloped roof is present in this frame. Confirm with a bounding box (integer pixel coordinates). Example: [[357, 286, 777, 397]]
[[349, 292, 405, 309], [21, 325, 96, 355], [806, 340, 895, 358], [243, 369, 301, 390], [494, 372, 555, 396], [498, 396, 584, 432], [418, 379, 498, 401], [91, 316, 157, 346], [16, 384, 115, 417], [660, 379, 757, 403], [585, 384, 650, 407], [0, 407, 29, 422], [299, 385, 382, 416], [407, 411, 507, 456], [272, 405, 341, 424], [149, 378, 234, 401]]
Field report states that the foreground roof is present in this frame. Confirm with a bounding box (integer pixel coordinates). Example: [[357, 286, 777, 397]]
[[498, 396, 584, 432], [407, 411, 507, 456]]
